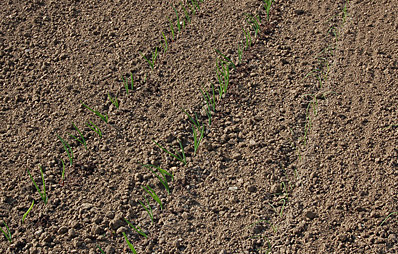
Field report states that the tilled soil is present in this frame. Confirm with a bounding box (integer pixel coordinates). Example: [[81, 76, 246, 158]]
[[1, 0, 397, 253]]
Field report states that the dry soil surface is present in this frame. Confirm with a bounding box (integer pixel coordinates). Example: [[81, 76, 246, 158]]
[[1, 0, 397, 253]]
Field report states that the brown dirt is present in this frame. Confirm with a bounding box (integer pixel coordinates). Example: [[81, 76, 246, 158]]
[[0, 0, 397, 253]]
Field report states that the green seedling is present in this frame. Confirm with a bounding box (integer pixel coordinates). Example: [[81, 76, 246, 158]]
[[237, 43, 243, 64], [192, 123, 204, 155], [215, 49, 236, 70], [269, 199, 286, 217], [27, 166, 47, 204], [342, 0, 349, 23], [57, 134, 73, 166], [161, 31, 168, 53], [141, 164, 173, 194], [181, 3, 191, 25], [138, 195, 154, 222], [143, 185, 163, 210], [97, 245, 106, 254], [108, 93, 119, 109], [246, 14, 261, 38], [191, 0, 200, 12], [0, 221, 11, 243], [181, 108, 201, 129], [124, 218, 148, 239], [168, 17, 175, 41], [122, 73, 135, 95], [173, 6, 181, 32], [60, 158, 66, 184], [141, 47, 158, 70], [22, 200, 34, 224], [242, 27, 252, 49], [263, 0, 274, 21], [122, 232, 137, 254], [69, 122, 87, 150], [87, 120, 102, 138], [81, 102, 108, 123], [153, 139, 186, 165], [200, 85, 216, 125], [380, 212, 398, 226], [216, 59, 230, 96]]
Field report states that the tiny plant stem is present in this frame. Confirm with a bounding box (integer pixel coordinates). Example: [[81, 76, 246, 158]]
[[81, 102, 109, 123], [263, 0, 274, 21], [380, 212, 398, 226], [108, 93, 119, 109], [153, 139, 186, 165], [142, 185, 163, 210], [161, 31, 168, 53], [69, 122, 87, 150], [27, 166, 47, 204], [22, 200, 34, 224], [97, 245, 106, 254], [87, 120, 102, 138], [215, 49, 236, 69], [168, 17, 175, 41], [141, 164, 173, 194], [138, 196, 154, 222], [124, 218, 148, 238], [57, 134, 73, 166], [60, 158, 66, 183], [122, 75, 129, 95], [122, 232, 137, 254], [173, 6, 181, 32], [181, 3, 191, 25], [0, 221, 11, 243]]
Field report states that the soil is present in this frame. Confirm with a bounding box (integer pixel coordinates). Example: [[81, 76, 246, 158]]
[[1, 0, 397, 253]]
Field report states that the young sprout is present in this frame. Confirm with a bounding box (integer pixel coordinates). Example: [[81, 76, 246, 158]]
[[215, 49, 236, 69], [181, 2, 191, 25], [263, 0, 274, 21], [124, 218, 148, 239], [153, 139, 186, 165], [380, 212, 398, 226], [192, 123, 205, 155], [69, 122, 87, 150], [142, 185, 163, 210], [191, 0, 200, 12], [138, 195, 154, 222], [97, 245, 106, 254], [141, 164, 173, 194], [122, 73, 135, 95], [108, 93, 119, 109], [81, 102, 109, 123], [246, 14, 261, 38], [161, 31, 168, 53], [122, 232, 137, 254], [22, 200, 34, 224], [168, 17, 175, 41], [57, 134, 73, 166], [173, 6, 181, 32], [27, 166, 47, 204], [0, 221, 11, 243], [87, 120, 102, 138], [242, 27, 252, 49], [140, 47, 159, 70]]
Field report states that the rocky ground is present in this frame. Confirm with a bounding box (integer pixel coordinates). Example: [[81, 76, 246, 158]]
[[1, 0, 397, 253]]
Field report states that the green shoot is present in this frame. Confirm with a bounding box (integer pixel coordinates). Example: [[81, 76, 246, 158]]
[[192, 123, 205, 155], [108, 93, 119, 109], [57, 134, 73, 166], [69, 122, 87, 150], [181, 108, 201, 129], [168, 17, 175, 41], [215, 49, 236, 69], [60, 158, 66, 183], [200, 85, 216, 125], [140, 47, 158, 70], [181, 3, 191, 25], [141, 164, 173, 194], [246, 14, 261, 38], [153, 139, 186, 165], [22, 200, 34, 224], [216, 59, 230, 96], [342, 0, 349, 23], [142, 185, 163, 210], [263, 0, 274, 21], [0, 221, 11, 243], [269, 199, 286, 217], [81, 102, 109, 123], [237, 43, 243, 64], [173, 6, 181, 32], [161, 31, 168, 53], [27, 166, 47, 204], [191, 0, 199, 11], [138, 196, 154, 222], [122, 232, 137, 254], [87, 120, 102, 138], [97, 245, 106, 254], [243, 27, 252, 49], [124, 218, 148, 239], [122, 73, 135, 95], [380, 212, 398, 226]]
